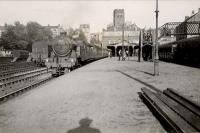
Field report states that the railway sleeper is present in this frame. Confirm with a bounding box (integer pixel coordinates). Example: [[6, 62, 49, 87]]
[[0, 68, 47, 82], [0, 66, 38, 77], [0, 76, 52, 102], [0, 71, 50, 92]]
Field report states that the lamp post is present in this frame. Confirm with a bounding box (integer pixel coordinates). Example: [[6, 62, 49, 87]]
[[122, 23, 125, 61], [128, 34, 130, 60], [138, 30, 143, 62], [154, 0, 159, 76]]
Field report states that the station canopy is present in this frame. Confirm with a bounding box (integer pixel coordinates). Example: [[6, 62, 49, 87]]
[[108, 40, 138, 47]]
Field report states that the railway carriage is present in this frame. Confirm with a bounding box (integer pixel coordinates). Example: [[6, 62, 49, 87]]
[[158, 36, 200, 66], [158, 43, 177, 61]]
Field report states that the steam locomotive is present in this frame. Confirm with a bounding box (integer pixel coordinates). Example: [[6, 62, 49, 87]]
[[32, 36, 108, 77]]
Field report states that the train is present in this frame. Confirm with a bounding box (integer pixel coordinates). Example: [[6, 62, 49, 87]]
[[32, 36, 108, 77], [158, 36, 200, 66]]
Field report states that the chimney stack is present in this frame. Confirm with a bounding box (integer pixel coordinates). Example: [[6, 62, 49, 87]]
[[192, 10, 195, 15], [185, 16, 189, 20]]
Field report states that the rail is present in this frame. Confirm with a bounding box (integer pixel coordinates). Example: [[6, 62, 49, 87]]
[[0, 68, 47, 82]]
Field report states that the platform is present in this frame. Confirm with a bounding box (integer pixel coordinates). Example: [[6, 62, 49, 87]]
[[0, 57, 200, 133]]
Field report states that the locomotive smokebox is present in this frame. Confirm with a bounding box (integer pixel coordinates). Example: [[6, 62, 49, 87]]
[[52, 37, 74, 57]]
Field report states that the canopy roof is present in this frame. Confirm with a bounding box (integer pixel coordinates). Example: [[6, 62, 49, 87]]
[[107, 40, 138, 47]]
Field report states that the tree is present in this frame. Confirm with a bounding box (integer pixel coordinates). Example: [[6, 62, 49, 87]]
[[26, 21, 52, 51], [67, 27, 75, 39], [26, 21, 52, 42], [66, 28, 87, 43], [0, 22, 28, 50], [42, 27, 53, 40], [0, 21, 52, 51]]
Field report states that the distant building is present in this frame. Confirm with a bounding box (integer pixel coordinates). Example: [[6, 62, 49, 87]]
[[80, 24, 90, 42], [185, 8, 200, 22], [0, 46, 12, 57], [0, 26, 6, 38], [159, 8, 200, 43], [184, 8, 200, 39], [102, 9, 140, 56], [45, 24, 65, 38], [113, 9, 125, 30], [173, 8, 200, 40]]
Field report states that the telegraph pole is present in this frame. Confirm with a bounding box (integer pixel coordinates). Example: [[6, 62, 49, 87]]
[[154, 0, 159, 76]]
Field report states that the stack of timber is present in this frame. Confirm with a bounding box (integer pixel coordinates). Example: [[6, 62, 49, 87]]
[[138, 87, 200, 133]]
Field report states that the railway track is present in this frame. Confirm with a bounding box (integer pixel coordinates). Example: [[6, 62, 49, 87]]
[[0, 68, 47, 82], [0, 62, 53, 102], [138, 87, 200, 133], [0, 66, 39, 78], [0, 73, 53, 102]]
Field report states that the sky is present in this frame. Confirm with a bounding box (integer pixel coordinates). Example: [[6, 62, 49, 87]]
[[0, 0, 200, 32]]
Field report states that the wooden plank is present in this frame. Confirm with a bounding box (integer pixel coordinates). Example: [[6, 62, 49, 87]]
[[139, 92, 181, 132], [156, 92, 200, 131], [141, 87, 197, 133], [164, 88, 200, 117]]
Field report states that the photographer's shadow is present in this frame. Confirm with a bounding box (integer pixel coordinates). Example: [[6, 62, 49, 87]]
[[67, 117, 101, 133]]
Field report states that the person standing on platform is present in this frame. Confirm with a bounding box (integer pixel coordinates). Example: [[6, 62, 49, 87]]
[[118, 50, 122, 61], [108, 51, 111, 58], [122, 50, 126, 61]]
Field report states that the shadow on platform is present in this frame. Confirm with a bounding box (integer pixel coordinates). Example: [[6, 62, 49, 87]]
[[116, 70, 161, 92], [67, 117, 101, 133], [135, 69, 154, 76]]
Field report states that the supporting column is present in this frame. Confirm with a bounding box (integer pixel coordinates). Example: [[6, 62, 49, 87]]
[[115, 46, 117, 57]]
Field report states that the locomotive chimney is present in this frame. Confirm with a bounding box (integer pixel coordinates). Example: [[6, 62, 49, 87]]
[[198, 8, 200, 12], [185, 16, 189, 20]]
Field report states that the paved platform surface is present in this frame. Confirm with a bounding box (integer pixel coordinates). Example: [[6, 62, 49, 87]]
[[0, 57, 200, 133]]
